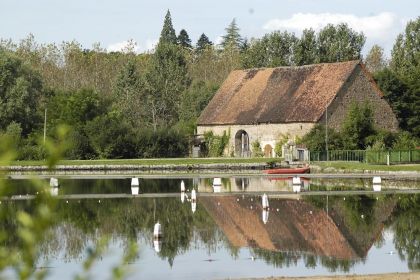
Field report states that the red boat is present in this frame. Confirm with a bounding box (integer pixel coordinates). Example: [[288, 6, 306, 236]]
[[263, 166, 310, 174]]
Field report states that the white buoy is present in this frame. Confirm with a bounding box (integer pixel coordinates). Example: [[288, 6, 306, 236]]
[[213, 178, 222, 187], [153, 222, 162, 239], [292, 176, 301, 193], [131, 178, 139, 186], [131, 186, 139, 195], [180, 192, 185, 203], [262, 209, 269, 224], [373, 176, 382, 192], [154, 240, 162, 253], [50, 178, 59, 187], [50, 187, 58, 196], [131, 178, 140, 195], [191, 201, 197, 213], [191, 189, 197, 202], [180, 180, 186, 192], [262, 193, 269, 210]]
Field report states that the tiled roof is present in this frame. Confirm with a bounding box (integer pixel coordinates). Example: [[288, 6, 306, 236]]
[[198, 60, 360, 125]]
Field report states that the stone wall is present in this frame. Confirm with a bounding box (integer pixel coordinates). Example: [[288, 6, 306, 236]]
[[197, 123, 315, 157], [325, 65, 399, 131]]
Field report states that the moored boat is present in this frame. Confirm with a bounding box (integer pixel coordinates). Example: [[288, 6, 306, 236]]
[[263, 166, 310, 174]]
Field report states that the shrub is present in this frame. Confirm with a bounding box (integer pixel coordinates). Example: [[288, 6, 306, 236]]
[[203, 131, 229, 157], [251, 140, 264, 157]]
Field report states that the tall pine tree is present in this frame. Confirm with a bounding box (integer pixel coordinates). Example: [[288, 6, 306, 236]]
[[221, 19, 242, 49], [159, 10, 177, 45], [196, 33, 213, 52], [177, 29, 192, 49]]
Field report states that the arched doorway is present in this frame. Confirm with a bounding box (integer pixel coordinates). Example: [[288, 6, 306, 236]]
[[264, 144, 273, 157], [235, 130, 250, 157]]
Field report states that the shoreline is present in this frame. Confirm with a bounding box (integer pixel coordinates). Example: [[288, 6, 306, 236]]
[[242, 272, 420, 280], [1, 163, 419, 176]]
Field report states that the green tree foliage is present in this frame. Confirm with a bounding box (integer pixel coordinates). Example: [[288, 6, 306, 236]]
[[293, 29, 318, 65], [159, 10, 177, 45], [317, 23, 365, 63], [242, 24, 365, 68], [242, 31, 297, 68], [375, 17, 420, 137], [301, 124, 343, 152], [341, 102, 376, 149], [177, 29, 192, 49], [112, 61, 144, 127], [374, 68, 412, 131], [220, 19, 243, 49], [364, 44, 386, 73], [0, 50, 42, 135], [144, 43, 190, 130], [196, 33, 213, 52], [179, 81, 218, 132]]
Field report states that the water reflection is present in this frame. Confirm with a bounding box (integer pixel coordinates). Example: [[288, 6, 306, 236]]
[[1, 178, 419, 278]]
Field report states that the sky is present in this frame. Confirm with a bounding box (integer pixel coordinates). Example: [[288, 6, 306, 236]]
[[1, 0, 419, 56]]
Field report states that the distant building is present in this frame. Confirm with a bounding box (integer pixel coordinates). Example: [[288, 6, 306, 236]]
[[197, 60, 398, 157]]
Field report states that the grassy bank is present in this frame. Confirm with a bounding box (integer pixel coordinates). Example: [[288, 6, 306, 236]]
[[314, 161, 420, 172], [2, 158, 420, 172], [4, 157, 275, 167]]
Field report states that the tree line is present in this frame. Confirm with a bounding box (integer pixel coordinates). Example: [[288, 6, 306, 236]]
[[0, 11, 418, 159]]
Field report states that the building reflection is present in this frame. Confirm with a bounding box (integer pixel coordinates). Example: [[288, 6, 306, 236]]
[[197, 177, 310, 193], [200, 195, 395, 260]]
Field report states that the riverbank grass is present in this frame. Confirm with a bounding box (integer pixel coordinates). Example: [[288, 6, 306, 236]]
[[5, 157, 275, 167], [314, 161, 420, 172]]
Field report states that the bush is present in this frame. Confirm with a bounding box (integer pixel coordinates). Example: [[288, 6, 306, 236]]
[[203, 131, 229, 157], [251, 140, 264, 157]]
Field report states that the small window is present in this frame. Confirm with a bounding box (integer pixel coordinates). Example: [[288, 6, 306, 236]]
[[300, 125, 303, 130]]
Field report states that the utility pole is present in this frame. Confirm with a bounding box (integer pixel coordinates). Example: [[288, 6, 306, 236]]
[[325, 106, 328, 161], [43, 108, 47, 144]]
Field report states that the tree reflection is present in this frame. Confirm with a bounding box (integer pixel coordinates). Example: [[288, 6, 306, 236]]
[[1, 189, 419, 272], [392, 194, 420, 270]]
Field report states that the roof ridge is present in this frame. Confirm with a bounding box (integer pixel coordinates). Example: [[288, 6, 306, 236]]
[[243, 60, 361, 72]]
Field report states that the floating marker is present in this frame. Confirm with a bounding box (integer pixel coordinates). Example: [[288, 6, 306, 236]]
[[262, 209, 269, 224], [50, 178, 59, 187], [213, 178, 222, 187], [373, 176, 382, 192], [180, 192, 185, 203], [191, 189, 197, 202], [154, 240, 162, 253], [131, 178, 139, 195], [50, 187, 58, 196], [292, 176, 301, 193], [191, 201, 197, 213], [131, 185, 139, 195], [262, 193, 269, 210], [153, 222, 162, 239], [213, 178, 222, 193], [131, 178, 139, 186], [180, 180, 185, 192]]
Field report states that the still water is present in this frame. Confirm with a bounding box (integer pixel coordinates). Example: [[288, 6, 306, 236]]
[[1, 176, 420, 279]]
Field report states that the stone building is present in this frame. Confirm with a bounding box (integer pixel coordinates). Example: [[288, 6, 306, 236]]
[[197, 60, 398, 157]]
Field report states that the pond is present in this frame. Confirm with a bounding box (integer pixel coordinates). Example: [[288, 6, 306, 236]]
[[1, 176, 419, 279]]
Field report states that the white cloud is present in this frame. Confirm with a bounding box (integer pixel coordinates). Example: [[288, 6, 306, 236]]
[[263, 12, 397, 40], [143, 39, 158, 53], [107, 38, 158, 54], [107, 39, 140, 53]]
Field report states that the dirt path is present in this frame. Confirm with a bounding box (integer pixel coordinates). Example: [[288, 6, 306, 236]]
[[239, 272, 420, 280]]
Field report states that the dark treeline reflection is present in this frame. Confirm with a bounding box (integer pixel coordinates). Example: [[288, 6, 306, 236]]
[[0, 193, 419, 271], [4, 178, 194, 195]]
